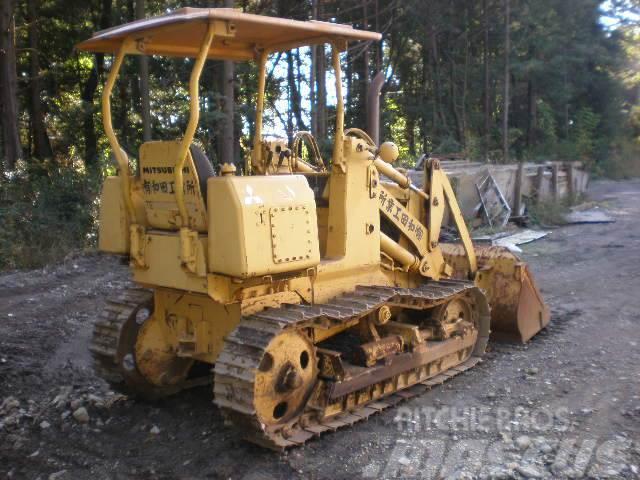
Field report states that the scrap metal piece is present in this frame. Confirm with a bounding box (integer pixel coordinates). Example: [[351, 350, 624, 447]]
[[493, 229, 550, 253], [565, 207, 615, 224], [475, 171, 512, 228]]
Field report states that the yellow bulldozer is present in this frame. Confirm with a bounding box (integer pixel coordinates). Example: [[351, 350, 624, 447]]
[[78, 8, 550, 449]]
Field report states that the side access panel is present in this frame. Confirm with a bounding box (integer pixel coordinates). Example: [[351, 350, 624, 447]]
[[207, 175, 320, 278]]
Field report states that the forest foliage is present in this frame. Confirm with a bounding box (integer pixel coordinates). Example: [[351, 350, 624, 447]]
[[0, 0, 639, 269]]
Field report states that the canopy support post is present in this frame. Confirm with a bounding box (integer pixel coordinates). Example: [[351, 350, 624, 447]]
[[251, 49, 269, 174], [331, 43, 345, 171], [102, 39, 136, 223], [175, 22, 215, 228]]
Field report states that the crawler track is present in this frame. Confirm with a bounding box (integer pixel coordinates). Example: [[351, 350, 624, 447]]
[[89, 288, 153, 387], [90, 288, 207, 398], [214, 280, 490, 449]]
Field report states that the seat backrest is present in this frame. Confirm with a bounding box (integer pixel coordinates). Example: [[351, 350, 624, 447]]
[[139, 141, 214, 232], [190, 144, 215, 202]]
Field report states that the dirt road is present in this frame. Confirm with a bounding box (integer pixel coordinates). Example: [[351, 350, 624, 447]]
[[1, 179, 639, 479]]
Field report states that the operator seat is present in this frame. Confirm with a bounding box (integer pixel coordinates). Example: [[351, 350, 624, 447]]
[[189, 145, 215, 205]]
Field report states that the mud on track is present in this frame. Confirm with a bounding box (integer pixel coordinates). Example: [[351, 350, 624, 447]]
[[1, 180, 639, 479]]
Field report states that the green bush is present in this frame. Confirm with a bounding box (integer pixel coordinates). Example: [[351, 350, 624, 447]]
[[0, 162, 99, 270], [602, 138, 640, 179], [527, 199, 571, 227], [574, 107, 601, 166]]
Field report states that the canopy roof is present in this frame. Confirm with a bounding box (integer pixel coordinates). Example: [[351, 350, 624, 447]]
[[76, 8, 382, 61]]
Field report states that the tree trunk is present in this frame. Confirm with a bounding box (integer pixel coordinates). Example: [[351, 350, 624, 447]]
[[0, 0, 23, 169], [502, 0, 510, 163], [118, 77, 129, 152], [116, 0, 134, 153], [526, 78, 537, 147], [317, 45, 327, 138], [426, 4, 447, 138], [28, 0, 53, 160], [460, 2, 470, 150], [81, 66, 99, 169], [449, 58, 463, 146], [563, 65, 569, 139], [293, 49, 306, 131], [221, 0, 235, 166], [316, 0, 327, 138], [81, 0, 110, 171], [406, 116, 415, 157], [206, 61, 219, 162], [483, 0, 491, 159], [137, 0, 151, 142], [374, 0, 382, 72], [360, 0, 370, 129], [310, 0, 318, 137], [345, 45, 353, 126], [420, 37, 434, 152], [286, 52, 294, 143], [310, 45, 317, 136]]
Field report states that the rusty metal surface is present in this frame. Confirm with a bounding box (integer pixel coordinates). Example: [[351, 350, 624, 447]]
[[355, 335, 404, 367], [90, 288, 210, 399], [328, 332, 477, 400], [213, 281, 490, 450], [441, 243, 551, 343]]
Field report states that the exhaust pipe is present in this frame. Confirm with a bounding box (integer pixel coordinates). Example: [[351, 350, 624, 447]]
[[367, 71, 385, 146]]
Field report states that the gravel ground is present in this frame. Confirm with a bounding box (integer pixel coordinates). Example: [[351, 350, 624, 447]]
[[1, 179, 639, 480]]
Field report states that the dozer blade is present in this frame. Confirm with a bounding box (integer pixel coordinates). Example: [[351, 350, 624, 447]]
[[441, 244, 550, 343]]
